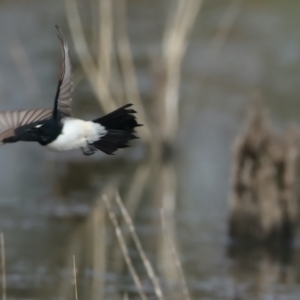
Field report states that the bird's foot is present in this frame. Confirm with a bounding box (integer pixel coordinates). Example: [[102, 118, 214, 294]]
[[81, 146, 96, 156]]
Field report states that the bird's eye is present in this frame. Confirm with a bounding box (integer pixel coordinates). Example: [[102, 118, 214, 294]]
[[34, 124, 43, 129]]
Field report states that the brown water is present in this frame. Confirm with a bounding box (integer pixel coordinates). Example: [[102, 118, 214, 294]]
[[0, 0, 300, 299]]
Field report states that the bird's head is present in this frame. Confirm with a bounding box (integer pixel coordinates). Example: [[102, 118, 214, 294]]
[[26, 119, 62, 145]]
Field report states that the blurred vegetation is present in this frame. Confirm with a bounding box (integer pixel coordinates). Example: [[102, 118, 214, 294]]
[[65, 0, 202, 155], [59, 0, 201, 299], [2, 0, 300, 299]]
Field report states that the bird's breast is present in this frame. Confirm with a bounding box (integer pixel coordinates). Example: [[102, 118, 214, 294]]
[[46, 118, 106, 152]]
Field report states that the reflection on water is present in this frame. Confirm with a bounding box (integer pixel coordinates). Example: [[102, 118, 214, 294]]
[[228, 241, 295, 300], [0, 0, 300, 299]]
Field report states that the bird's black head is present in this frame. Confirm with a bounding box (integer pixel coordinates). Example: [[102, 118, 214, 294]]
[[28, 119, 63, 145]]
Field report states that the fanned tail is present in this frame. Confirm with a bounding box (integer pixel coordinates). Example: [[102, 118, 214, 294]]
[[92, 104, 141, 155]]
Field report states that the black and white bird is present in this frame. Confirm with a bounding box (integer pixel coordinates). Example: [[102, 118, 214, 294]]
[[0, 27, 141, 155]]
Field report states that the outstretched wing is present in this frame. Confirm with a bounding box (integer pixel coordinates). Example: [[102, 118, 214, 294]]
[[0, 109, 52, 144], [53, 26, 73, 118]]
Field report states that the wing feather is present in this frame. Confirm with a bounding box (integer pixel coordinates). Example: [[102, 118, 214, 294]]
[[0, 109, 52, 145], [0, 27, 72, 145], [53, 26, 73, 117]]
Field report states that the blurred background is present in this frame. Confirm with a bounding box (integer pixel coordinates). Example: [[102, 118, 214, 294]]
[[0, 0, 300, 299]]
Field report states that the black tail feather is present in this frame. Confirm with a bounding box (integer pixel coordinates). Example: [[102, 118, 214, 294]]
[[91, 104, 141, 155]]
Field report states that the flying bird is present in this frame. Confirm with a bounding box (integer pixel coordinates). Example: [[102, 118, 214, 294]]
[[0, 26, 141, 155]]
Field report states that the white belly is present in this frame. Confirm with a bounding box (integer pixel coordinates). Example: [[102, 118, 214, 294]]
[[46, 118, 106, 152]]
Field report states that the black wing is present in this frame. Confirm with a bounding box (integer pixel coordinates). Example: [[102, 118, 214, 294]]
[[53, 26, 73, 118], [0, 109, 52, 144]]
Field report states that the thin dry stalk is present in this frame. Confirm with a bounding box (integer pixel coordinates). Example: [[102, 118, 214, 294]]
[[162, 0, 202, 142], [161, 163, 177, 215], [90, 0, 99, 49], [123, 293, 129, 300], [206, 0, 242, 64], [103, 194, 148, 300], [124, 161, 153, 219], [186, 0, 242, 122], [115, 0, 152, 142], [160, 209, 191, 300], [73, 255, 79, 300], [115, 193, 165, 300], [98, 0, 113, 83], [65, 0, 116, 113], [91, 193, 106, 300], [0, 233, 6, 300]]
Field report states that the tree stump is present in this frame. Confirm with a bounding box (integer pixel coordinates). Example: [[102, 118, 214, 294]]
[[229, 100, 299, 243]]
